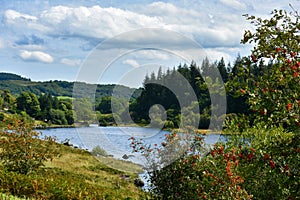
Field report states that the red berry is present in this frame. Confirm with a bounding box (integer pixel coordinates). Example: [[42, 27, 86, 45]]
[[251, 54, 257, 62], [240, 89, 246, 94], [290, 52, 296, 57], [292, 65, 298, 70], [264, 153, 270, 160], [269, 160, 275, 169], [286, 103, 293, 111]]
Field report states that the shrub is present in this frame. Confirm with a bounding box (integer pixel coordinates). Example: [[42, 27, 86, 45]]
[[0, 118, 59, 174], [91, 145, 108, 157], [227, 127, 300, 199], [132, 126, 299, 199], [131, 131, 251, 199]]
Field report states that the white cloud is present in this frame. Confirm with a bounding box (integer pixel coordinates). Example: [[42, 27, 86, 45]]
[[19, 50, 54, 63], [39, 5, 164, 38], [220, 0, 247, 10], [4, 10, 49, 32], [122, 59, 140, 68], [4, 2, 249, 49], [5, 9, 37, 21], [61, 58, 81, 66]]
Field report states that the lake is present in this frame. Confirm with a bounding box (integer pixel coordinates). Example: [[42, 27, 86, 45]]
[[40, 125, 225, 166]]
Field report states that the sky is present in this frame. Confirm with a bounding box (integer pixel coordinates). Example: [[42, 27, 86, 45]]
[[0, 0, 299, 87]]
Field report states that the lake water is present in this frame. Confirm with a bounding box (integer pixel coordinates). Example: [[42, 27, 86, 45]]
[[40, 125, 225, 165], [40, 125, 225, 189]]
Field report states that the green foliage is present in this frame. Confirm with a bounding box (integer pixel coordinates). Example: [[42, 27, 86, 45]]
[[0, 90, 16, 112], [131, 132, 251, 199], [0, 193, 31, 200], [96, 96, 127, 115], [49, 109, 67, 125], [228, 127, 300, 199], [38, 94, 74, 125], [0, 77, 141, 99], [0, 72, 30, 81], [98, 113, 117, 126], [16, 92, 41, 118], [132, 127, 299, 199], [232, 9, 300, 130], [0, 118, 59, 174], [73, 98, 95, 123]]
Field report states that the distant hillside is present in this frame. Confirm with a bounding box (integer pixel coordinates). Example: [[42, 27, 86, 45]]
[[0, 72, 30, 81], [0, 73, 141, 99]]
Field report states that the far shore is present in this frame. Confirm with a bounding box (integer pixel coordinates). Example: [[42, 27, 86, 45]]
[[36, 121, 228, 136]]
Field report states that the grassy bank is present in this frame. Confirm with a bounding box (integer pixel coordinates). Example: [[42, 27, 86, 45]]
[[0, 143, 147, 200]]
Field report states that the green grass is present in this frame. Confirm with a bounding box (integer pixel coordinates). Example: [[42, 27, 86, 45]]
[[95, 156, 144, 174], [0, 143, 148, 200], [56, 96, 74, 100], [0, 193, 32, 200]]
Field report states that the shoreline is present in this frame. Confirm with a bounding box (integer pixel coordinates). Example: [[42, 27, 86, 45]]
[[35, 122, 227, 136]]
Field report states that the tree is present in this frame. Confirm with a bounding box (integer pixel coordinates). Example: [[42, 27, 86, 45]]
[[217, 57, 228, 82], [39, 94, 52, 111], [239, 8, 300, 130], [73, 98, 95, 123], [49, 109, 67, 125], [16, 92, 41, 118], [1, 90, 16, 111]]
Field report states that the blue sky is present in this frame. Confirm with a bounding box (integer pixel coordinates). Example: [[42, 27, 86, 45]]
[[0, 0, 299, 87]]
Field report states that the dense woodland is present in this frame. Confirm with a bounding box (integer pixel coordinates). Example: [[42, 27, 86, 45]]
[[0, 73, 140, 126], [0, 55, 252, 128], [129, 56, 249, 129], [0, 52, 294, 129]]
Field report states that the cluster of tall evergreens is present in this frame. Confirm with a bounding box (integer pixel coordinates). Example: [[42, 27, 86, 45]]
[[125, 55, 249, 128]]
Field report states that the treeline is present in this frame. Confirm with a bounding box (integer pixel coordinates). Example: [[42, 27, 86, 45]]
[[0, 55, 252, 128], [0, 90, 75, 126], [0, 72, 30, 81], [0, 73, 140, 99], [129, 56, 249, 129], [95, 55, 250, 129]]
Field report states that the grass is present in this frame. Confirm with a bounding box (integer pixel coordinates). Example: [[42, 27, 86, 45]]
[[44, 145, 147, 199], [0, 193, 32, 200], [56, 96, 74, 100], [0, 143, 148, 200], [95, 156, 144, 174]]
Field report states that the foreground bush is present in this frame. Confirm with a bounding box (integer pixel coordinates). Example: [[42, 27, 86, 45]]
[[132, 127, 299, 199], [229, 127, 300, 199], [0, 117, 59, 174]]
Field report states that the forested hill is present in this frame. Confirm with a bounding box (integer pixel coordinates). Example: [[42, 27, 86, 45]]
[[0, 72, 31, 81], [0, 72, 141, 99]]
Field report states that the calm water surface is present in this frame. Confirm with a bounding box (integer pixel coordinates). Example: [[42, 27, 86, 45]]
[[40, 125, 225, 165]]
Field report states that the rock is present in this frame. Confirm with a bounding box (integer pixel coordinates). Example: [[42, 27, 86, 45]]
[[122, 154, 129, 159], [63, 141, 73, 146], [134, 178, 145, 187]]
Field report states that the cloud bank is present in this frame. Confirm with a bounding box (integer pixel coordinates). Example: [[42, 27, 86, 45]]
[[19, 50, 54, 63]]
